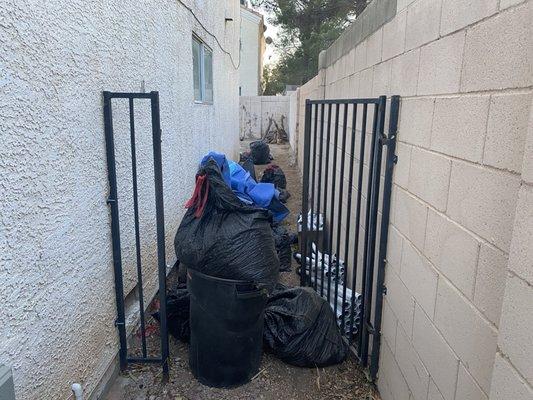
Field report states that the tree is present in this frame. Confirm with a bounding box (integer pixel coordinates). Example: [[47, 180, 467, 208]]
[[252, 0, 368, 94]]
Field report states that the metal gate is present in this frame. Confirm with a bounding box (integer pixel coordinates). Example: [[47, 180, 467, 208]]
[[103, 91, 169, 381], [300, 95, 399, 379]]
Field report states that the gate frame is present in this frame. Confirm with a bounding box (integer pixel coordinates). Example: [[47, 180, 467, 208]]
[[103, 91, 169, 381], [300, 95, 400, 380]]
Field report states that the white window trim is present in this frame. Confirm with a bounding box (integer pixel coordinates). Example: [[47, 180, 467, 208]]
[[193, 35, 213, 105]]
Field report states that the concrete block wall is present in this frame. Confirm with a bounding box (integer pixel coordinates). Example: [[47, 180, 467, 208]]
[[293, 0, 533, 398]]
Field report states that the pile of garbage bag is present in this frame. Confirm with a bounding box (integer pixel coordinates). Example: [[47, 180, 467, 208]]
[[174, 158, 279, 290], [167, 150, 348, 370], [201, 151, 289, 223]]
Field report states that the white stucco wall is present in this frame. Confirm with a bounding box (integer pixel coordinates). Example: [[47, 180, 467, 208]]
[[239, 7, 263, 96], [0, 0, 241, 399]]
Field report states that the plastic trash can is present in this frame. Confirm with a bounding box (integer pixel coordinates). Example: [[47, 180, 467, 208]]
[[187, 268, 268, 388]]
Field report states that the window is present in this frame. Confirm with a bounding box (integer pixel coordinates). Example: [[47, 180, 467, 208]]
[[192, 36, 213, 103]]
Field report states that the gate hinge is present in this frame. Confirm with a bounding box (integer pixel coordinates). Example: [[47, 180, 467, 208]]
[[107, 197, 117, 205], [393, 154, 398, 164], [114, 320, 125, 328], [366, 322, 375, 335], [382, 285, 388, 295]]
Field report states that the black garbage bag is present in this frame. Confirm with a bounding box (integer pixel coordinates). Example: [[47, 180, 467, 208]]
[[272, 224, 292, 272], [278, 189, 291, 203], [261, 164, 287, 189], [250, 140, 271, 165], [153, 284, 190, 342], [263, 286, 348, 367], [239, 152, 257, 181], [174, 159, 279, 290]]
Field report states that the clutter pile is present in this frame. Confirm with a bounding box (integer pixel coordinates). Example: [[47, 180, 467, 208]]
[[163, 147, 348, 388], [262, 115, 289, 144], [294, 211, 362, 339]]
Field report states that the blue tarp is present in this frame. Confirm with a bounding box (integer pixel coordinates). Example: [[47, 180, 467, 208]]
[[200, 151, 289, 222]]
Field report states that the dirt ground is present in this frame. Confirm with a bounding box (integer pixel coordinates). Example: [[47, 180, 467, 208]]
[[105, 141, 380, 400]]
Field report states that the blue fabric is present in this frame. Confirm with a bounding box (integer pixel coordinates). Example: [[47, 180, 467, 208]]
[[200, 152, 288, 222]]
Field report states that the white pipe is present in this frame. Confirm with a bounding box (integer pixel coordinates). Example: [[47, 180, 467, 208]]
[[71, 383, 83, 400]]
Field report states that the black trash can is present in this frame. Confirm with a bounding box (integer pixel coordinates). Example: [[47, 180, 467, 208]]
[[187, 268, 268, 388]]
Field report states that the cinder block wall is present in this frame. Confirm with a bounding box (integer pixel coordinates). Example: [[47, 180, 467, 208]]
[[294, 0, 533, 399]]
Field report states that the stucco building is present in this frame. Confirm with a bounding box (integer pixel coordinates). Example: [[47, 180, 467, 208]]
[[239, 2, 266, 96]]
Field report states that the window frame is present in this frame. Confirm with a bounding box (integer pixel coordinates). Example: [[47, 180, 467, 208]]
[[192, 34, 213, 105]]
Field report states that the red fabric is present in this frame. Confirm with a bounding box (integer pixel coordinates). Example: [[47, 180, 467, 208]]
[[185, 174, 210, 218]]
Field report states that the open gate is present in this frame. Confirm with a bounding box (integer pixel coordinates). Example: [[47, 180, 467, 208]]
[[103, 91, 169, 381], [300, 95, 399, 379]]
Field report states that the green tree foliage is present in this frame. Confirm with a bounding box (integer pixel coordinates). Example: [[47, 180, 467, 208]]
[[253, 0, 368, 95]]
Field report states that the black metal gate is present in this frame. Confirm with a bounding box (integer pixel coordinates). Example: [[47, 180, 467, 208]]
[[300, 95, 399, 379], [103, 91, 169, 381]]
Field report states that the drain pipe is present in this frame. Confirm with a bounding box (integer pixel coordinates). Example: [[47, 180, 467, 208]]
[[71, 383, 83, 400]]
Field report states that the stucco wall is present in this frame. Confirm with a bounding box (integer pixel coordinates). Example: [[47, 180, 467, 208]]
[[293, 0, 533, 399], [239, 7, 262, 96], [239, 95, 290, 139], [0, 0, 240, 399], [288, 90, 299, 153]]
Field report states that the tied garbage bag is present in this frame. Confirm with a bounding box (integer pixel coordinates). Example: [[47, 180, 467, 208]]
[[250, 140, 271, 165], [174, 159, 279, 291], [261, 164, 287, 189], [272, 224, 292, 272], [263, 286, 348, 367]]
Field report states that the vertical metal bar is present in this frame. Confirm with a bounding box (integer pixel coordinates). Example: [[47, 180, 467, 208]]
[[320, 103, 333, 297], [150, 92, 169, 381], [300, 99, 313, 287], [334, 103, 348, 320], [360, 96, 387, 367], [129, 98, 148, 359], [349, 103, 368, 346], [314, 104, 325, 292], [310, 104, 319, 289], [309, 104, 325, 291], [370, 96, 399, 380], [326, 104, 340, 303], [341, 103, 357, 334], [103, 92, 128, 372]]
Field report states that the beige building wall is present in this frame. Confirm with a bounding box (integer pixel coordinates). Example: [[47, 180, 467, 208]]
[[293, 0, 532, 399], [240, 6, 265, 96]]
